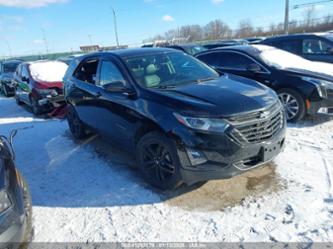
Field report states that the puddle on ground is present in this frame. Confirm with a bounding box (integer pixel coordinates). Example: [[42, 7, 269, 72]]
[[163, 162, 287, 211]]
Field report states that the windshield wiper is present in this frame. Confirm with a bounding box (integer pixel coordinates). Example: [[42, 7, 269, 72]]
[[196, 77, 218, 83], [151, 85, 177, 89]]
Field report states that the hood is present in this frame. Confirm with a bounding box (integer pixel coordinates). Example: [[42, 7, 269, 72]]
[[282, 62, 333, 82], [150, 74, 278, 117], [35, 81, 63, 89]]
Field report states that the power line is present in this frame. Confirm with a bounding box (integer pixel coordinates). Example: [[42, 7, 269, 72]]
[[41, 28, 49, 54], [293, 0, 333, 9]]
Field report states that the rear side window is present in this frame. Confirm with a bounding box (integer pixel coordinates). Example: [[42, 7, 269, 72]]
[[74, 58, 99, 84], [197, 53, 218, 67], [270, 40, 301, 54], [99, 60, 126, 87], [303, 38, 333, 55], [208, 52, 254, 70]]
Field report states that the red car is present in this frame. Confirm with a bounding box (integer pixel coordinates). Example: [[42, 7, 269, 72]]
[[13, 61, 68, 115]]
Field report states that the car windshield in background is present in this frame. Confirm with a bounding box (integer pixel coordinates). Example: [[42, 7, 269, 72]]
[[3, 63, 20, 73], [125, 52, 219, 89], [184, 46, 207, 55]]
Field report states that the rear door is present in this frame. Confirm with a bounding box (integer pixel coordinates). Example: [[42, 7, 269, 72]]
[[70, 56, 102, 127], [301, 37, 333, 63]]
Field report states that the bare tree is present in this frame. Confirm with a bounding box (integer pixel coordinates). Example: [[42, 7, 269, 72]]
[[303, 6, 316, 28], [205, 19, 231, 40], [236, 19, 254, 38]]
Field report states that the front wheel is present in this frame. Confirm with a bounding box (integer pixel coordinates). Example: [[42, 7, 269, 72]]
[[278, 89, 306, 122], [136, 131, 183, 190], [30, 97, 42, 116], [2, 84, 10, 97]]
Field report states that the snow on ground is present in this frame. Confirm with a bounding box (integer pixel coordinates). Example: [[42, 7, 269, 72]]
[[0, 95, 333, 242]]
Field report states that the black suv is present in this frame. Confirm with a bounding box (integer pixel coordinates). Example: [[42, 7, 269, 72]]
[[196, 45, 333, 122], [64, 48, 286, 189], [260, 33, 333, 63], [0, 60, 22, 97], [0, 131, 32, 248]]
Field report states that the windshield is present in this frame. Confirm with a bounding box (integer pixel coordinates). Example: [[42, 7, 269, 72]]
[[184, 46, 207, 55], [3, 63, 20, 73], [125, 52, 219, 89]]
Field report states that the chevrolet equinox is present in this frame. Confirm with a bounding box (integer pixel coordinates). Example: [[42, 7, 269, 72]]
[[64, 48, 286, 189]]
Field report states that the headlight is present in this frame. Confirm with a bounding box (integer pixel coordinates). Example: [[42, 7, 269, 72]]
[[36, 88, 58, 97], [173, 113, 230, 133], [0, 190, 12, 213], [302, 77, 333, 98]]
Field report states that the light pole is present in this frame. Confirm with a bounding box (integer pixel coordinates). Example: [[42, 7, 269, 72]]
[[41, 28, 49, 54], [111, 7, 120, 47], [284, 0, 289, 34], [88, 34, 93, 45]]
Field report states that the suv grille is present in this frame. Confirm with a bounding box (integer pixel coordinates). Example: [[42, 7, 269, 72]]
[[229, 102, 285, 144]]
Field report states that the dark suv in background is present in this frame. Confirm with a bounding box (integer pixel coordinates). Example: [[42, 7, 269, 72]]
[[64, 48, 286, 189], [0, 60, 22, 97], [260, 33, 333, 63]]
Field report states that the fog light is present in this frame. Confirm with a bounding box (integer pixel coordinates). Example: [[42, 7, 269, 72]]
[[186, 148, 207, 166], [0, 190, 12, 213], [318, 107, 328, 114]]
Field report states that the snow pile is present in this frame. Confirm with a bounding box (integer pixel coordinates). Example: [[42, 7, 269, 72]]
[[0, 96, 333, 243], [255, 45, 333, 76], [29, 61, 68, 83]]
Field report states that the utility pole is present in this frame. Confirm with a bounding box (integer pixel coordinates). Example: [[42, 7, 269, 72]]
[[41, 28, 49, 54], [4, 39, 12, 58], [88, 34, 93, 45], [111, 7, 120, 47], [284, 0, 290, 34]]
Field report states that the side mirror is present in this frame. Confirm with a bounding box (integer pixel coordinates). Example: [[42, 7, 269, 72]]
[[103, 81, 136, 97], [247, 63, 261, 73]]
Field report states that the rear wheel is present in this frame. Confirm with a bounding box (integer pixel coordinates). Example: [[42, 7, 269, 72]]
[[278, 88, 306, 122], [67, 104, 89, 139], [136, 131, 182, 190], [2, 84, 10, 97]]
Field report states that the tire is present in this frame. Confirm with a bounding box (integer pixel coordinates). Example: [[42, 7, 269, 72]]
[[277, 88, 306, 122], [136, 131, 183, 190], [30, 97, 42, 116], [2, 84, 10, 97], [19, 174, 33, 249], [15, 93, 23, 105], [67, 104, 89, 139]]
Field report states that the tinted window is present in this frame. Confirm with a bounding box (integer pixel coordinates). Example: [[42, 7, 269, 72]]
[[214, 52, 254, 70], [196, 53, 217, 66], [303, 38, 333, 55], [271, 40, 301, 54], [21, 66, 29, 79], [3, 63, 20, 73], [99, 60, 126, 87], [74, 58, 99, 84]]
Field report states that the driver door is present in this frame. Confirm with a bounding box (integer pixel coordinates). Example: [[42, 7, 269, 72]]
[[93, 57, 139, 150]]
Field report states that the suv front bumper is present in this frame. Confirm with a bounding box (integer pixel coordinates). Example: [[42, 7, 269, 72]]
[[176, 126, 286, 185]]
